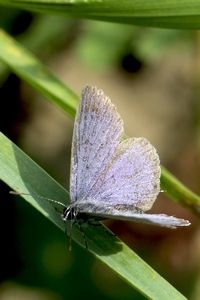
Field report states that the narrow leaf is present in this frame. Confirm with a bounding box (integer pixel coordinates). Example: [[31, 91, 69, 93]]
[[1, 0, 200, 29], [0, 28, 78, 118]]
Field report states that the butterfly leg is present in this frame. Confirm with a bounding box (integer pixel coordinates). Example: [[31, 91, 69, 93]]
[[78, 222, 88, 249]]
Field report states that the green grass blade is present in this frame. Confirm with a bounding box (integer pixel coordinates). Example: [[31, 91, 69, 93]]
[[0, 132, 187, 300], [0, 29, 199, 213], [161, 167, 200, 214], [0, 28, 78, 118], [1, 0, 200, 29]]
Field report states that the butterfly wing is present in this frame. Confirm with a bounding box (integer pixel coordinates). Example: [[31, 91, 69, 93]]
[[73, 200, 190, 228], [70, 86, 190, 228], [85, 137, 161, 212], [109, 212, 190, 228], [70, 86, 123, 203]]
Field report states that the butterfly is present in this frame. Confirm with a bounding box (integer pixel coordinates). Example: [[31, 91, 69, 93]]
[[62, 86, 190, 241]]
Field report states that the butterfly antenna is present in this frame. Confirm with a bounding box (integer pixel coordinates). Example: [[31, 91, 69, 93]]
[[10, 191, 67, 208]]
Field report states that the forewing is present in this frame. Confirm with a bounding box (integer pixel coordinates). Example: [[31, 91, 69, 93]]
[[74, 200, 190, 228], [95, 212, 190, 228], [70, 86, 123, 203], [114, 213, 190, 228], [86, 137, 161, 211]]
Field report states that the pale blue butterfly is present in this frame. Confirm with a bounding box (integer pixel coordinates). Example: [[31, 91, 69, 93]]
[[62, 86, 190, 234], [8, 85, 190, 251]]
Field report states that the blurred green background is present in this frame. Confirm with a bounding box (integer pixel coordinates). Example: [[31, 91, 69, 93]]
[[0, 7, 200, 300]]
